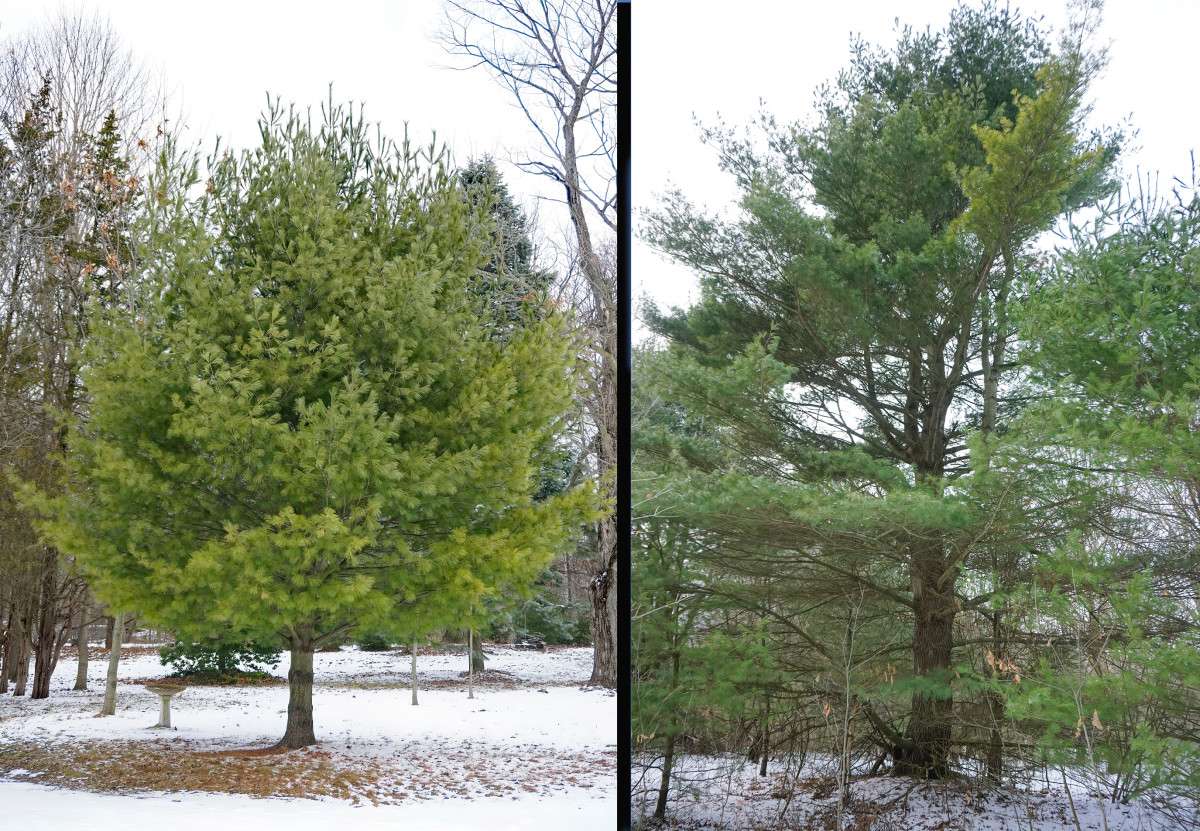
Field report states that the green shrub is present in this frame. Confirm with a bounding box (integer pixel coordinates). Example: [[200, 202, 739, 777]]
[[355, 632, 391, 652], [159, 638, 281, 683]]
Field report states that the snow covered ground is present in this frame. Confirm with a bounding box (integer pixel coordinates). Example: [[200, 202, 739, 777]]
[[634, 753, 1199, 830], [0, 642, 616, 830]]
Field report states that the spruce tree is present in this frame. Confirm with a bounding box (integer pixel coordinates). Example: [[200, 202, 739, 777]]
[[458, 156, 552, 327], [29, 100, 597, 749]]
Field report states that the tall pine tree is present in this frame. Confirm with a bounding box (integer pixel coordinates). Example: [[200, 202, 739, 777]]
[[643, 2, 1119, 776]]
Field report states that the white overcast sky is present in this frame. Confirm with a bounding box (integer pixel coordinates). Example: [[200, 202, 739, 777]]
[[1, 0, 576, 258], [634, 0, 1200, 336]]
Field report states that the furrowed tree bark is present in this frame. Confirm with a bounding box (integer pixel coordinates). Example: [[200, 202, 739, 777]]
[[895, 538, 957, 778], [31, 548, 63, 699], [12, 610, 31, 696], [276, 627, 317, 749], [588, 514, 617, 686]]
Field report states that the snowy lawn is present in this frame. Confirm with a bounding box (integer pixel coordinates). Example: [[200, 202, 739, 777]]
[[0, 643, 615, 830], [634, 754, 1198, 830]]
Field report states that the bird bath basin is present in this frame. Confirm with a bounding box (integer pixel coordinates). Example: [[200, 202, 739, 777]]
[[144, 683, 186, 728]]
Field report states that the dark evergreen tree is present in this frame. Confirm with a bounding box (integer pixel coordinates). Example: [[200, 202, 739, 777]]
[[459, 156, 553, 327]]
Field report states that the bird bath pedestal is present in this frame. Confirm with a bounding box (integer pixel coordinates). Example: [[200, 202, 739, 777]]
[[144, 683, 186, 728]]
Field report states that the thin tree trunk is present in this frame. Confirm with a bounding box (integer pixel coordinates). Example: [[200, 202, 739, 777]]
[[760, 693, 771, 777], [985, 610, 1005, 781], [104, 615, 114, 650], [653, 731, 676, 822], [468, 627, 475, 700], [276, 627, 317, 749], [411, 640, 418, 706], [99, 611, 123, 715], [74, 614, 89, 691], [653, 647, 682, 822], [979, 253, 1011, 782]]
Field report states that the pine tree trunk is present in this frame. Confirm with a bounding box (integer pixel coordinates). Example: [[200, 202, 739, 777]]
[[276, 629, 317, 749], [99, 611, 123, 715], [469, 629, 485, 674], [468, 627, 475, 700], [895, 541, 956, 779], [104, 615, 114, 650], [74, 616, 89, 691], [588, 515, 617, 687]]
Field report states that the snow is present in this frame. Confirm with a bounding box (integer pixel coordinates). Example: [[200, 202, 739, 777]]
[[0, 643, 616, 830], [2, 779, 612, 831], [634, 753, 1199, 830]]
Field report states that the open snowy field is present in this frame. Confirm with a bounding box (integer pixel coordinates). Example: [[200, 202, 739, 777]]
[[634, 754, 1199, 831], [0, 643, 616, 830]]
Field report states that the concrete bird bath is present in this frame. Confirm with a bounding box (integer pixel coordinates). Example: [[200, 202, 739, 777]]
[[144, 682, 186, 728]]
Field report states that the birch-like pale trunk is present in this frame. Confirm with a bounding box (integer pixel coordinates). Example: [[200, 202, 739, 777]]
[[98, 611, 123, 716], [411, 640, 418, 706]]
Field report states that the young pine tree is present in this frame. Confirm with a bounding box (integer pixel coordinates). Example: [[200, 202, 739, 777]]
[[29, 101, 597, 749]]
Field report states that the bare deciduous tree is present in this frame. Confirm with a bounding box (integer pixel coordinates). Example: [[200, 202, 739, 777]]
[[0, 9, 165, 700], [438, 0, 618, 687]]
